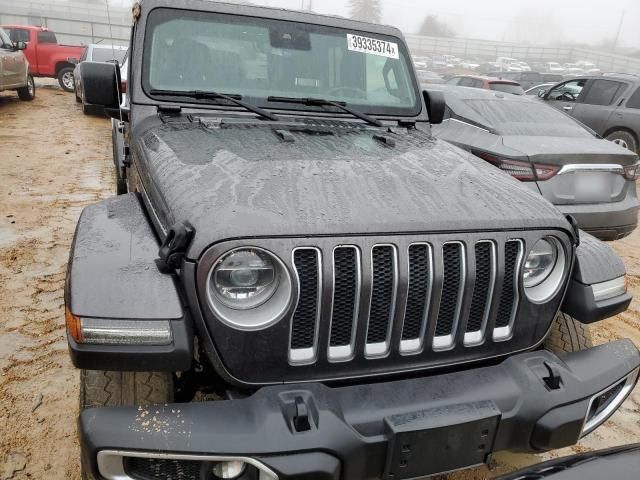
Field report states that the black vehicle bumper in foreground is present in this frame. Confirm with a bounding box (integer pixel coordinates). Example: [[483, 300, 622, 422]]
[[81, 340, 640, 480]]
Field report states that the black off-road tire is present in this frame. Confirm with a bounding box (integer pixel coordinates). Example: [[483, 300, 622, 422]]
[[606, 130, 638, 154], [544, 312, 593, 354], [58, 67, 75, 92], [79, 371, 173, 479], [17, 75, 35, 101]]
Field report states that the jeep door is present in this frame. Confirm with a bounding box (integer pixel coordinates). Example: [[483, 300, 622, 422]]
[[569, 78, 630, 136], [544, 78, 588, 115], [0, 28, 26, 89]]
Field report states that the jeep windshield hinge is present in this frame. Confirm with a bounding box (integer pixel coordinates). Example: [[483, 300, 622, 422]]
[[566, 215, 580, 247], [156, 222, 195, 273]]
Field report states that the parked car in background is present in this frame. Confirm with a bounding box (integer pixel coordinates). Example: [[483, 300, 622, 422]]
[[446, 75, 525, 95], [496, 56, 522, 72], [563, 63, 586, 77], [526, 83, 556, 96], [576, 60, 601, 75], [1, 25, 84, 92], [491, 71, 544, 90], [430, 85, 640, 240], [544, 62, 565, 74], [74, 43, 127, 113], [431, 54, 454, 70], [540, 74, 640, 154], [417, 69, 444, 85], [459, 59, 480, 70], [478, 61, 500, 74], [0, 27, 35, 100], [515, 61, 531, 71]]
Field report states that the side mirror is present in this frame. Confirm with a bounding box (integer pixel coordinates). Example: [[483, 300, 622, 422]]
[[80, 61, 121, 110], [68, 57, 78, 65], [538, 89, 547, 98], [14, 41, 27, 51], [423, 89, 446, 125]]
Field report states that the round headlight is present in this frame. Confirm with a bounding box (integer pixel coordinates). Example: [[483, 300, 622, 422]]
[[524, 237, 566, 303], [523, 238, 558, 288], [213, 249, 279, 310], [207, 247, 292, 331]]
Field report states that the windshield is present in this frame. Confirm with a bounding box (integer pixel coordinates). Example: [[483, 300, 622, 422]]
[[143, 8, 420, 116], [462, 99, 594, 137], [92, 47, 127, 64]]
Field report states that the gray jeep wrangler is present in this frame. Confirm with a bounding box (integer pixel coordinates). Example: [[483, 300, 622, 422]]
[[66, 1, 639, 479]]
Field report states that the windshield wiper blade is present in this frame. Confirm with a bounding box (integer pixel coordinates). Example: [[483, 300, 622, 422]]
[[267, 96, 383, 127], [150, 89, 279, 121]]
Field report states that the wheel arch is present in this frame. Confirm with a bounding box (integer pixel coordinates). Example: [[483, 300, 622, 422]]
[[603, 125, 638, 146]]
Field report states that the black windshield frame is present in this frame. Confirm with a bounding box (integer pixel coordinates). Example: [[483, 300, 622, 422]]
[[141, 7, 422, 118]]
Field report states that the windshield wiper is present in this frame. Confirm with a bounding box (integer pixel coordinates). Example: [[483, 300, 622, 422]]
[[267, 96, 383, 127], [150, 89, 279, 121]]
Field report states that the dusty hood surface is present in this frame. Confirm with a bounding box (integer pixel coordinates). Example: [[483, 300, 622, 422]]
[[133, 116, 569, 258]]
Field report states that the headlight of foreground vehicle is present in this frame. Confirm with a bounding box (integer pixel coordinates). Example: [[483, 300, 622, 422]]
[[207, 248, 292, 330], [523, 237, 566, 303]]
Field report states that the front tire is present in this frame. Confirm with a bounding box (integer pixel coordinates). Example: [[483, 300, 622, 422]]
[[606, 130, 638, 154], [58, 67, 75, 92], [544, 312, 593, 354], [17, 75, 35, 101]]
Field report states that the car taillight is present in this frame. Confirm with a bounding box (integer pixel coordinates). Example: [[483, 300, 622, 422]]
[[475, 152, 560, 182], [120, 80, 127, 94], [624, 163, 640, 181]]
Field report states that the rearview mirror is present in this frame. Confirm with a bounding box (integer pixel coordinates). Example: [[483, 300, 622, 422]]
[[423, 89, 446, 125], [80, 61, 121, 110], [14, 41, 26, 51]]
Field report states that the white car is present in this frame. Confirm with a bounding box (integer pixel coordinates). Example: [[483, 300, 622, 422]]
[[544, 62, 565, 74], [576, 61, 601, 75], [496, 56, 522, 72]]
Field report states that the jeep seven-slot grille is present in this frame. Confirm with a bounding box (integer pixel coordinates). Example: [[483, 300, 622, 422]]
[[289, 239, 523, 363]]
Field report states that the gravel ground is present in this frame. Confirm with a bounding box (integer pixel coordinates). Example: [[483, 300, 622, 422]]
[[1, 81, 639, 479]]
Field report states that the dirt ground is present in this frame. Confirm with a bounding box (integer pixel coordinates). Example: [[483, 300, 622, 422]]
[[1, 82, 639, 480]]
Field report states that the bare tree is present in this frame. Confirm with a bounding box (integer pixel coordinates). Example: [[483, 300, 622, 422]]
[[418, 15, 455, 38], [349, 0, 382, 24]]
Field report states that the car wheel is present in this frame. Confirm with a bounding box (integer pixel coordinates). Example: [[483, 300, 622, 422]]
[[606, 130, 638, 154], [17, 75, 36, 101], [544, 312, 593, 354], [58, 67, 75, 92], [79, 370, 173, 478], [82, 102, 91, 115]]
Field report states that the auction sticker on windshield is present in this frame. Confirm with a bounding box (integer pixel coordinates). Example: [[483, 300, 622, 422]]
[[347, 33, 399, 59]]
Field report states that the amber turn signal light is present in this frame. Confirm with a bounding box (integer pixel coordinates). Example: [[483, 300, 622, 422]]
[[65, 305, 84, 343]]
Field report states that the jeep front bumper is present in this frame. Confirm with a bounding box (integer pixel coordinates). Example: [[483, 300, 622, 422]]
[[81, 340, 639, 480]]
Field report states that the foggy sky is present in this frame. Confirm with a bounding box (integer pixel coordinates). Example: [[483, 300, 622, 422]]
[[107, 0, 638, 48], [253, 0, 639, 49]]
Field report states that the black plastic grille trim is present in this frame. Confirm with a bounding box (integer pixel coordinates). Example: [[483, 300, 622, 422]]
[[330, 247, 359, 348], [402, 244, 432, 342], [495, 241, 521, 329], [435, 243, 463, 338], [467, 242, 494, 334], [366, 245, 397, 346], [125, 457, 203, 480], [290, 249, 320, 351]]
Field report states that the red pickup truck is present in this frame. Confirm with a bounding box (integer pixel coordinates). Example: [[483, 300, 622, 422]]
[[1, 25, 85, 92]]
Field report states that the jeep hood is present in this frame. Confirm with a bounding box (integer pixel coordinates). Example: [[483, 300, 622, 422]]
[[134, 118, 569, 259]]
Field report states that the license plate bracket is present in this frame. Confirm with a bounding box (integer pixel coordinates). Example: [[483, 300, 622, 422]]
[[383, 401, 500, 480]]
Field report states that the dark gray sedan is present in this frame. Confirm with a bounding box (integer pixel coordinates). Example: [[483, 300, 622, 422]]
[[430, 85, 640, 240]]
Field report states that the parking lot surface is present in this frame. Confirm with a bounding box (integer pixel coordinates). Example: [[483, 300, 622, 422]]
[[1, 82, 640, 479]]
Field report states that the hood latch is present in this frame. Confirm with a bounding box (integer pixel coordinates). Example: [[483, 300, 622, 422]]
[[156, 222, 195, 273]]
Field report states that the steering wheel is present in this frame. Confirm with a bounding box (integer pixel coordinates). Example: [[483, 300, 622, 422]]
[[559, 91, 576, 101], [326, 86, 367, 100]]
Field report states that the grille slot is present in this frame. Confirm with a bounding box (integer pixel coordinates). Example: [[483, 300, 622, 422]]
[[366, 245, 398, 357], [465, 241, 496, 346], [329, 247, 361, 361], [494, 240, 523, 341], [433, 243, 465, 350], [401, 244, 432, 353], [290, 248, 321, 363]]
